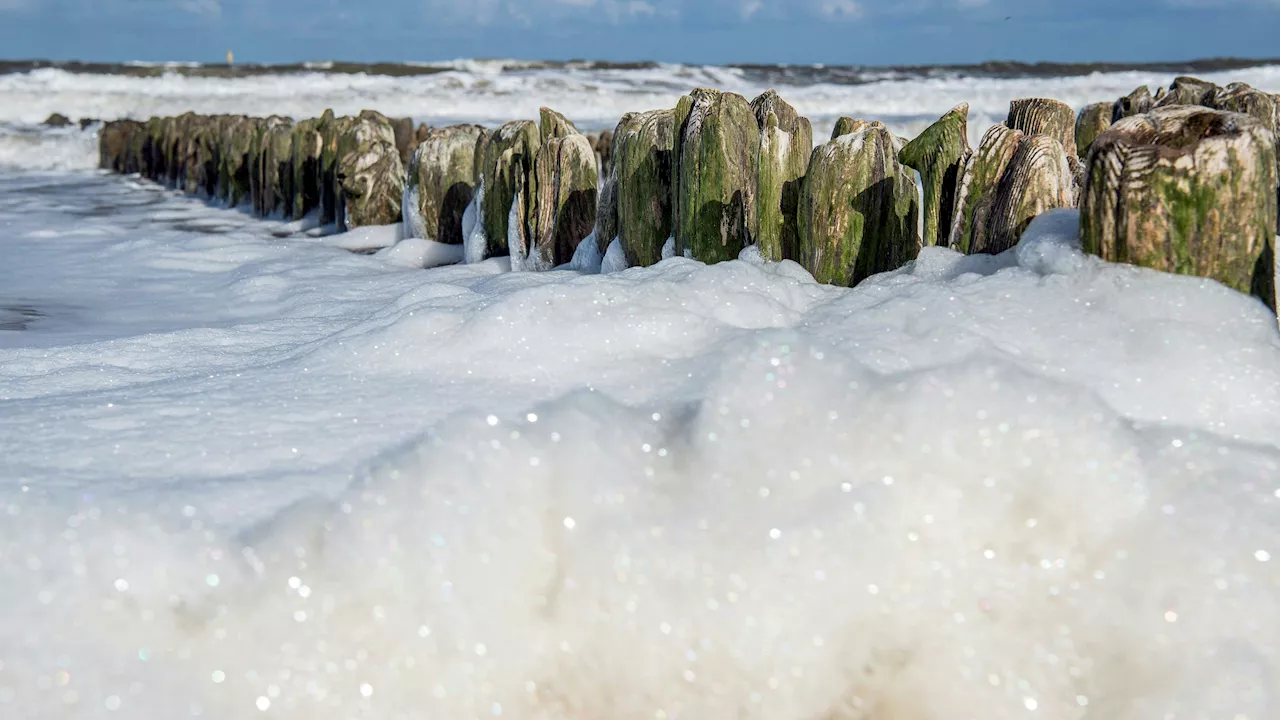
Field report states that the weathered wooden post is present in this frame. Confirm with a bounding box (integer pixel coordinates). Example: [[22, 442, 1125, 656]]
[[539, 107, 578, 141], [950, 116, 1075, 256], [977, 134, 1074, 254], [390, 116, 415, 165], [318, 114, 353, 224], [98, 120, 133, 173], [614, 109, 675, 267], [752, 89, 813, 262], [518, 109, 597, 269], [260, 118, 294, 217], [949, 124, 1021, 253], [798, 122, 920, 286], [290, 117, 324, 220], [592, 117, 631, 258], [1080, 106, 1278, 312], [1075, 103, 1112, 157], [672, 88, 761, 264], [1008, 98, 1076, 158], [404, 124, 486, 244], [831, 117, 869, 140], [479, 120, 541, 257], [898, 103, 971, 248], [1113, 85, 1153, 122], [1155, 76, 1220, 108], [335, 113, 405, 230]]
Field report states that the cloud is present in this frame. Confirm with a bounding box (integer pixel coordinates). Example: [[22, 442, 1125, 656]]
[[179, 0, 222, 17], [819, 0, 863, 18]]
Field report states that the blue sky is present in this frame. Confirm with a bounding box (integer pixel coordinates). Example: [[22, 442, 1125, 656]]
[[0, 0, 1277, 65]]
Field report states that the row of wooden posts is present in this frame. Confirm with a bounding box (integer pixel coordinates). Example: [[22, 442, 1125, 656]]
[[98, 76, 1279, 312]]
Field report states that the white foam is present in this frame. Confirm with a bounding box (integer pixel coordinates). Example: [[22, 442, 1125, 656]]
[[375, 237, 465, 268], [565, 229, 603, 273], [321, 222, 402, 251], [0, 122, 100, 171], [464, 179, 488, 264], [401, 182, 427, 240], [508, 195, 527, 271], [661, 235, 675, 260], [1, 147, 1279, 720], [601, 235, 629, 273]]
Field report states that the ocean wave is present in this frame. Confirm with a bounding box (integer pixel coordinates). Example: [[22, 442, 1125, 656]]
[[0, 62, 1277, 145]]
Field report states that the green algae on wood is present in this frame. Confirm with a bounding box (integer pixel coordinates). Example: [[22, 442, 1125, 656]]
[[290, 118, 324, 220], [798, 125, 921, 287], [218, 116, 257, 207], [162, 112, 193, 187], [614, 109, 675, 267], [672, 88, 761, 264], [898, 102, 971, 248], [98, 120, 138, 173], [405, 124, 486, 243], [143, 117, 167, 180], [1075, 103, 1113, 157], [480, 120, 541, 257], [593, 118, 636, 255], [320, 115, 355, 225], [751, 89, 814, 262], [831, 117, 872, 140], [249, 116, 289, 216], [1080, 105, 1278, 309], [186, 116, 227, 197], [539, 107, 579, 142], [336, 114, 405, 229], [260, 118, 295, 217], [522, 133, 598, 269]]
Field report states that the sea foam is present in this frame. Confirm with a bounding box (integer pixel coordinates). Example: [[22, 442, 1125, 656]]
[[0, 169, 1277, 719]]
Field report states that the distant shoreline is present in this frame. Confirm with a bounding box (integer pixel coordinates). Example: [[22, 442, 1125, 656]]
[[2, 57, 1279, 84]]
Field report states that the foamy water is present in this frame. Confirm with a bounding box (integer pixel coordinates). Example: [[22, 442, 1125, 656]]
[[1, 65, 1279, 719], [1, 163, 1279, 719]]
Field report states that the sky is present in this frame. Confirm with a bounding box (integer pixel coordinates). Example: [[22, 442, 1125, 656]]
[[0, 0, 1277, 66]]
